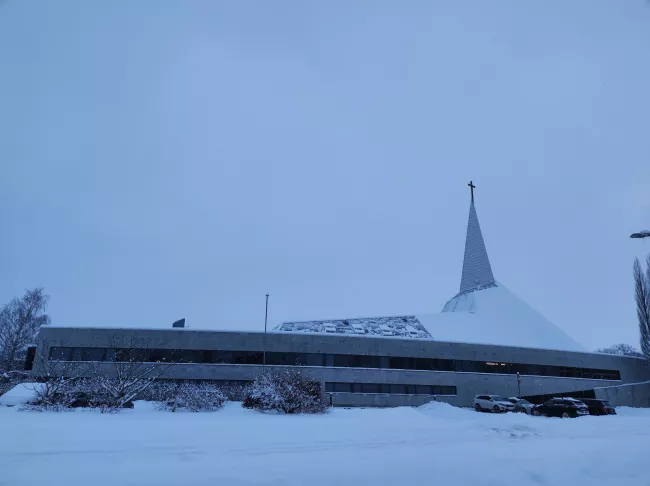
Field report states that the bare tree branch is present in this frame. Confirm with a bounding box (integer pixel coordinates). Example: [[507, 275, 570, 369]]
[[634, 257, 650, 359], [28, 337, 80, 404], [0, 288, 51, 372], [87, 335, 174, 408]]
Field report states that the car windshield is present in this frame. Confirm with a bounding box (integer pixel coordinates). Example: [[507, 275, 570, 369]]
[[519, 399, 531, 405], [491, 396, 506, 401]]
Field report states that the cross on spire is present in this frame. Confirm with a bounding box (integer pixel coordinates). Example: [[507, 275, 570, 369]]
[[468, 180, 476, 203]]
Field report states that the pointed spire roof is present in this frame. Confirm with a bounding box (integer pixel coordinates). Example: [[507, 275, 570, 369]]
[[459, 184, 495, 294]]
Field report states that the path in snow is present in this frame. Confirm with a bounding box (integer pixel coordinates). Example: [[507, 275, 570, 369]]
[[2, 402, 649, 486]]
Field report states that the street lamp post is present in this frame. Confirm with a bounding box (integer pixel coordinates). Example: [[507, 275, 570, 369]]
[[517, 372, 521, 399], [263, 293, 269, 367]]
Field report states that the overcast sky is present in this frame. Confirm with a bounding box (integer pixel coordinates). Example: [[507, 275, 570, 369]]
[[1, 1, 649, 350]]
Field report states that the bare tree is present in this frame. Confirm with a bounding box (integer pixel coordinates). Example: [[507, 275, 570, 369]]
[[88, 335, 173, 409], [0, 288, 51, 372], [29, 338, 80, 405], [596, 343, 644, 357], [634, 256, 650, 359]]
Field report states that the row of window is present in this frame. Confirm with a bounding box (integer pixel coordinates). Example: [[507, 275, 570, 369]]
[[324, 382, 457, 396], [48, 347, 622, 381]]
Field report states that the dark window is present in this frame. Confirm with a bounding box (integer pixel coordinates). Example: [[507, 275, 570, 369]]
[[334, 383, 352, 393], [49, 347, 72, 361], [24, 346, 36, 371], [326, 382, 455, 396], [333, 354, 349, 367], [437, 359, 454, 371], [44, 346, 622, 381], [361, 355, 381, 368], [361, 383, 380, 394], [416, 358, 432, 371], [176, 350, 202, 363], [305, 353, 324, 366], [213, 351, 234, 364], [246, 352, 263, 365], [82, 348, 106, 361], [232, 352, 248, 365], [404, 384, 417, 394], [388, 357, 408, 369], [348, 355, 362, 367]]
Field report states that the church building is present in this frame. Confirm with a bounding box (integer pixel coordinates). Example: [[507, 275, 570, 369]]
[[33, 184, 650, 407]]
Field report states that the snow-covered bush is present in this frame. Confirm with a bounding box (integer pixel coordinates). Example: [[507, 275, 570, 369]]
[[1, 370, 29, 397], [88, 343, 169, 410], [25, 378, 101, 411], [218, 381, 250, 402], [24, 377, 141, 412], [243, 369, 327, 414], [155, 382, 225, 412]]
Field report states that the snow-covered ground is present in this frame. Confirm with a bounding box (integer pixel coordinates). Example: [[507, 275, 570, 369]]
[[1, 402, 649, 486]]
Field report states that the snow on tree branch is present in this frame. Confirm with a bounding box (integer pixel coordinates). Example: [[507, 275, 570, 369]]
[[0, 288, 50, 373], [87, 335, 174, 409], [634, 256, 650, 359], [595, 343, 644, 357]]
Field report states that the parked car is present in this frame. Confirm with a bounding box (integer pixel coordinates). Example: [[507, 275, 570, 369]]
[[531, 398, 589, 418], [505, 397, 534, 414], [473, 395, 516, 413], [578, 398, 617, 416]]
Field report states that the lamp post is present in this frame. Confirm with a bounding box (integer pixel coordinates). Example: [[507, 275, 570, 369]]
[[263, 293, 269, 367], [517, 372, 521, 399]]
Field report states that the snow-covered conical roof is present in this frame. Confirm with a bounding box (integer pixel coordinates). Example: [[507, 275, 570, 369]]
[[430, 190, 584, 352]]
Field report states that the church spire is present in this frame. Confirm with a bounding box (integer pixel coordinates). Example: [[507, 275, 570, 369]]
[[459, 181, 495, 294]]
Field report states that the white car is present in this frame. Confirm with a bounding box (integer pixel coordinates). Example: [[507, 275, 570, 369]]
[[505, 397, 534, 414], [473, 395, 516, 413]]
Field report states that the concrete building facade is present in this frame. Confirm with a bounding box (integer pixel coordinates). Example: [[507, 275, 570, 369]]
[[34, 326, 650, 407]]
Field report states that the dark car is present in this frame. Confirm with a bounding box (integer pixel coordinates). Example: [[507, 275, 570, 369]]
[[578, 398, 617, 416], [531, 398, 589, 418]]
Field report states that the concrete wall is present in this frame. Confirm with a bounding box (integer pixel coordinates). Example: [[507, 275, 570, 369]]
[[35, 326, 650, 408], [595, 382, 650, 408]]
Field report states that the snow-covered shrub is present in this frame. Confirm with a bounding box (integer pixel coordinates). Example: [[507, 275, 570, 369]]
[[24, 377, 139, 412], [1, 370, 29, 397], [243, 369, 327, 414], [155, 382, 225, 412], [219, 381, 250, 401], [24, 378, 99, 411], [89, 360, 162, 410]]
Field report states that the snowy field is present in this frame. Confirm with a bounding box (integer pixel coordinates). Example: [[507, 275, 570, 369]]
[[2, 402, 650, 486]]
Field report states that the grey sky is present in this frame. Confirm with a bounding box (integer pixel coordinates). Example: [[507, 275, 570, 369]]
[[1, 1, 649, 350]]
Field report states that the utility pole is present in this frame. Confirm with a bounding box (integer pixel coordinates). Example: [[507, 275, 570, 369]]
[[263, 293, 269, 367]]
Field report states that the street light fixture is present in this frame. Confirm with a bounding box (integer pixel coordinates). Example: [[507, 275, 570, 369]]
[[630, 230, 650, 239]]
